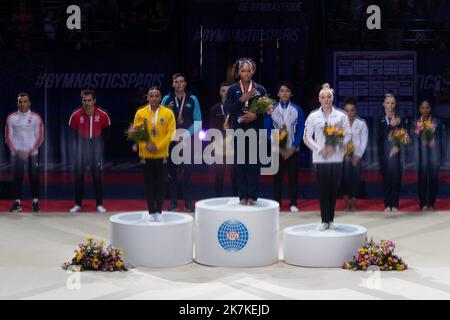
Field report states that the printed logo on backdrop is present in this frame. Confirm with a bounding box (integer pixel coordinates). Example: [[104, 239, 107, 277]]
[[237, 1, 303, 13], [217, 220, 249, 252], [35, 72, 165, 89], [193, 28, 301, 42]]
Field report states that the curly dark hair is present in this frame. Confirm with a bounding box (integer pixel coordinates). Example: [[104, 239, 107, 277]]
[[232, 58, 256, 78], [344, 96, 357, 106]]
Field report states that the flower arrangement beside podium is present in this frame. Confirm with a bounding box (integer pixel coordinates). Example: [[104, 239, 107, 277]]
[[62, 236, 128, 272], [343, 239, 407, 271]]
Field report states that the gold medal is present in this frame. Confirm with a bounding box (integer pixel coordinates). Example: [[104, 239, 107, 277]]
[[177, 116, 184, 125]]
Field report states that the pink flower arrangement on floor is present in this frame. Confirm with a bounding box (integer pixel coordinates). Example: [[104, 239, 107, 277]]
[[62, 236, 128, 272], [343, 238, 408, 271]]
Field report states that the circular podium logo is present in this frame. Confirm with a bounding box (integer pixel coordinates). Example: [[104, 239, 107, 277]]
[[217, 220, 249, 252]]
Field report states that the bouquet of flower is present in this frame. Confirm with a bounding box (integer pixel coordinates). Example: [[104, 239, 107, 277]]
[[388, 128, 410, 146], [345, 141, 355, 157], [125, 119, 150, 144], [415, 119, 436, 141], [323, 124, 345, 147], [249, 96, 276, 115], [62, 236, 128, 272], [343, 238, 408, 271], [279, 125, 288, 149]]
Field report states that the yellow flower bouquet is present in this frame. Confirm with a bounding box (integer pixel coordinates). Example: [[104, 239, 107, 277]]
[[323, 124, 345, 147], [388, 128, 410, 146], [415, 119, 436, 141], [125, 118, 150, 143], [279, 124, 288, 149], [249, 96, 276, 115], [345, 141, 355, 157]]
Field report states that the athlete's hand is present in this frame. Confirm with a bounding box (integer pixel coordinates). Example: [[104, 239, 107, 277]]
[[239, 88, 258, 103], [17, 151, 29, 160], [319, 146, 335, 158], [390, 117, 400, 127], [238, 111, 257, 123], [389, 145, 400, 157], [146, 142, 157, 152], [283, 148, 295, 160]]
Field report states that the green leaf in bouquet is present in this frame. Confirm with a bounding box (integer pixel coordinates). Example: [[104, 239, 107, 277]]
[[249, 96, 276, 115]]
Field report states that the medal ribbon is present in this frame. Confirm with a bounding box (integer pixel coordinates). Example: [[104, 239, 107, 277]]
[[175, 95, 186, 121], [149, 105, 159, 135], [240, 80, 253, 108], [278, 102, 290, 127]]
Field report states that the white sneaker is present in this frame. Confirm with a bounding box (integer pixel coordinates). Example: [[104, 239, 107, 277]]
[[155, 213, 162, 222], [148, 214, 156, 222], [96, 205, 107, 213], [318, 223, 329, 232], [328, 222, 337, 230], [69, 205, 81, 213], [290, 205, 299, 213], [384, 207, 391, 213], [391, 207, 398, 212]]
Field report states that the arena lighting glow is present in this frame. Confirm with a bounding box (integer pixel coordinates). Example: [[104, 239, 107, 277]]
[[198, 129, 206, 141]]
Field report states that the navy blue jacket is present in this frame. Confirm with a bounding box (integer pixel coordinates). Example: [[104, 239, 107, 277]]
[[223, 81, 267, 131], [375, 115, 406, 167]]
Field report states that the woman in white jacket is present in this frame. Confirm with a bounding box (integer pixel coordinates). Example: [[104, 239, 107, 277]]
[[341, 97, 368, 212], [303, 84, 351, 231]]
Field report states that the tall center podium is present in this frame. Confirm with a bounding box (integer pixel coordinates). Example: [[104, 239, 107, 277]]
[[194, 197, 279, 267]]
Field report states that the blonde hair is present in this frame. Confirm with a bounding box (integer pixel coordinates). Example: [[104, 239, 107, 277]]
[[319, 83, 334, 98], [384, 93, 396, 102]]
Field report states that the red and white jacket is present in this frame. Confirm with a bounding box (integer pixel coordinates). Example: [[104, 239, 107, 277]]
[[68, 106, 111, 139], [5, 109, 44, 156]]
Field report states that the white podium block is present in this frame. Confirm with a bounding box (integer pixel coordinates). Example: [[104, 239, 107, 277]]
[[283, 224, 367, 268], [110, 212, 193, 268], [195, 197, 279, 267]]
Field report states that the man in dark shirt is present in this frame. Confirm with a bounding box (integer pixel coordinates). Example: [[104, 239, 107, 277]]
[[208, 82, 237, 197]]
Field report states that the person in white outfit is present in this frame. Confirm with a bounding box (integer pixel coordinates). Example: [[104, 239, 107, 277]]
[[5, 93, 44, 213], [303, 84, 351, 231], [341, 97, 368, 212]]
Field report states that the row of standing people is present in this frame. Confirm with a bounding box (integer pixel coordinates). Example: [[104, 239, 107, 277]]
[[4, 60, 445, 219], [4, 81, 201, 215], [214, 58, 445, 231]]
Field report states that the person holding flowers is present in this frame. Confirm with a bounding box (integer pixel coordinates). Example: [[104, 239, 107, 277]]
[[131, 87, 175, 222], [341, 97, 368, 212], [303, 83, 351, 231], [265, 82, 304, 212], [375, 93, 408, 213], [224, 58, 273, 206], [414, 100, 445, 211]]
